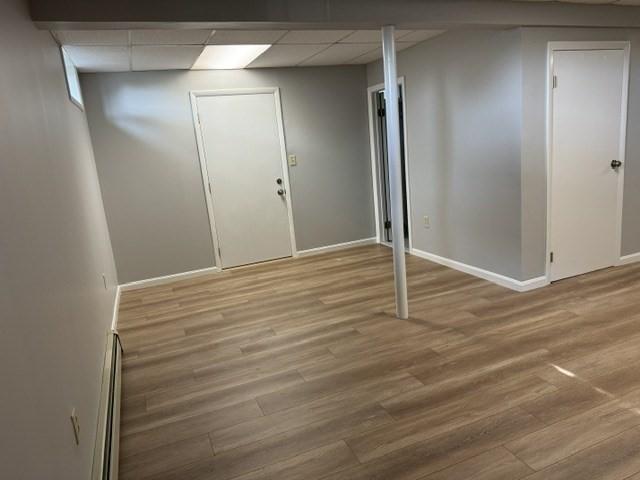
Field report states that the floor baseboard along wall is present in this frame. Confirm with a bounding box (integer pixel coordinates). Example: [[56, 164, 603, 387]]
[[119, 266, 221, 292], [618, 252, 640, 266], [297, 237, 378, 256], [410, 248, 549, 292]]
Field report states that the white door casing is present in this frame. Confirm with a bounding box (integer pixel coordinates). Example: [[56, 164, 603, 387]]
[[548, 44, 629, 281], [366, 77, 412, 250], [191, 88, 296, 269]]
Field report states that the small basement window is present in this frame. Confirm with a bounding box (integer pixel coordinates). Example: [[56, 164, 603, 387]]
[[61, 47, 83, 109]]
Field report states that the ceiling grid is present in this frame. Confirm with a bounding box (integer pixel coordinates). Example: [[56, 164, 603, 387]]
[[53, 28, 444, 71]]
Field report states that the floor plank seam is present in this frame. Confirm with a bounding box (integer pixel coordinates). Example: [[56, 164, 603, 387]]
[[116, 246, 640, 479]]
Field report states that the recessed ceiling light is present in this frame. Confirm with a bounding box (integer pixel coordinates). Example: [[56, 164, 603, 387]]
[[192, 44, 271, 70]]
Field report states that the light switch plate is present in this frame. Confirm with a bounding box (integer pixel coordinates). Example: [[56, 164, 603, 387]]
[[288, 154, 297, 166], [423, 216, 430, 228]]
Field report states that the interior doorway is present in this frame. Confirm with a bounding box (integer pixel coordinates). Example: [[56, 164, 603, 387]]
[[191, 88, 297, 269], [547, 43, 629, 282], [368, 79, 411, 250]]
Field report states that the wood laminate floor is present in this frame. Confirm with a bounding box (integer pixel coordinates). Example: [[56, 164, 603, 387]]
[[117, 245, 640, 480]]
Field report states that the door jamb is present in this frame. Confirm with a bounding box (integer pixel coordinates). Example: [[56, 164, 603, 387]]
[[367, 77, 412, 251], [189, 87, 298, 269], [545, 41, 630, 283]]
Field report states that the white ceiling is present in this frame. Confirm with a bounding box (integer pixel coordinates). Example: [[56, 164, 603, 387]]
[[52, 29, 444, 72]]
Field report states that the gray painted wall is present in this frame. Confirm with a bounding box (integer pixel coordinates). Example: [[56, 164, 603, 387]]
[[368, 29, 524, 280], [370, 27, 640, 280], [82, 67, 375, 283], [0, 0, 118, 478]]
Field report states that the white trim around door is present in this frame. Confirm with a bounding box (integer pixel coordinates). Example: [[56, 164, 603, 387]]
[[190, 87, 298, 269], [545, 41, 630, 283], [367, 77, 412, 250]]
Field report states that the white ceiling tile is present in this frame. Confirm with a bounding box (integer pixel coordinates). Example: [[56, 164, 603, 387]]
[[300, 44, 378, 66], [131, 46, 204, 71], [54, 30, 129, 46], [347, 42, 420, 65], [397, 41, 418, 51], [208, 30, 287, 45], [247, 44, 328, 68], [55, 28, 447, 71], [396, 30, 445, 43], [349, 48, 383, 65], [339, 30, 412, 44], [130, 29, 213, 45], [63, 46, 130, 72], [277, 30, 353, 44]]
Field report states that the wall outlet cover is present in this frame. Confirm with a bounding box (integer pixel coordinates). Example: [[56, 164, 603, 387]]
[[288, 154, 297, 166]]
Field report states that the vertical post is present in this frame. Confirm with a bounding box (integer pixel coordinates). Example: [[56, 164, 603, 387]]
[[381, 25, 409, 319]]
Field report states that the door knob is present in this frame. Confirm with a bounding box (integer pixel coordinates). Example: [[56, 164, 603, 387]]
[[277, 189, 285, 196], [611, 159, 622, 169], [276, 178, 283, 185]]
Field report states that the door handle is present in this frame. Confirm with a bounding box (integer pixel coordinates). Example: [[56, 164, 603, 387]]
[[611, 159, 622, 169], [277, 189, 285, 196]]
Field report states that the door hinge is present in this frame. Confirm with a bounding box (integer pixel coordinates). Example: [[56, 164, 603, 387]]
[[384, 220, 392, 229], [552, 75, 558, 89], [218, 247, 221, 257], [377, 107, 386, 117], [208, 182, 212, 195], [550, 251, 554, 263]]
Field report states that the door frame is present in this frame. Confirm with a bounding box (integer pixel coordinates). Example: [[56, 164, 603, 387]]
[[545, 41, 630, 282], [189, 87, 298, 268], [367, 77, 412, 250]]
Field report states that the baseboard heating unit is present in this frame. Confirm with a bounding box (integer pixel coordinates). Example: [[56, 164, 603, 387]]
[[92, 332, 123, 480]]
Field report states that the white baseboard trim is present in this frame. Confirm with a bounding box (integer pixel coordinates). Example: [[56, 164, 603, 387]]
[[110, 285, 121, 332], [119, 266, 221, 292], [410, 248, 549, 292], [297, 237, 378, 257], [618, 252, 640, 266]]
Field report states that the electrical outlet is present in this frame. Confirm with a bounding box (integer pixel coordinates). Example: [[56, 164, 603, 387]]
[[102, 273, 107, 290], [70, 409, 80, 445], [423, 216, 430, 228], [288, 154, 297, 166]]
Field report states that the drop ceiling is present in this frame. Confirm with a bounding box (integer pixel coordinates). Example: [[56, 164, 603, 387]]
[[52, 29, 444, 72]]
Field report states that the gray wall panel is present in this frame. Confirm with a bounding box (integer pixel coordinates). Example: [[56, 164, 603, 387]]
[[0, 0, 118, 477], [368, 29, 524, 279], [370, 27, 640, 280], [82, 67, 374, 283]]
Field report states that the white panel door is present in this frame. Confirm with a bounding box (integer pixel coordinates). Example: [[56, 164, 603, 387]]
[[197, 91, 293, 268], [550, 49, 625, 281]]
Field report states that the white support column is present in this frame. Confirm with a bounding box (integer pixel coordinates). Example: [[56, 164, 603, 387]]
[[381, 25, 409, 319]]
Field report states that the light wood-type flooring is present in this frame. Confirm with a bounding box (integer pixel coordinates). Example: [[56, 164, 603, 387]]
[[117, 244, 640, 480]]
